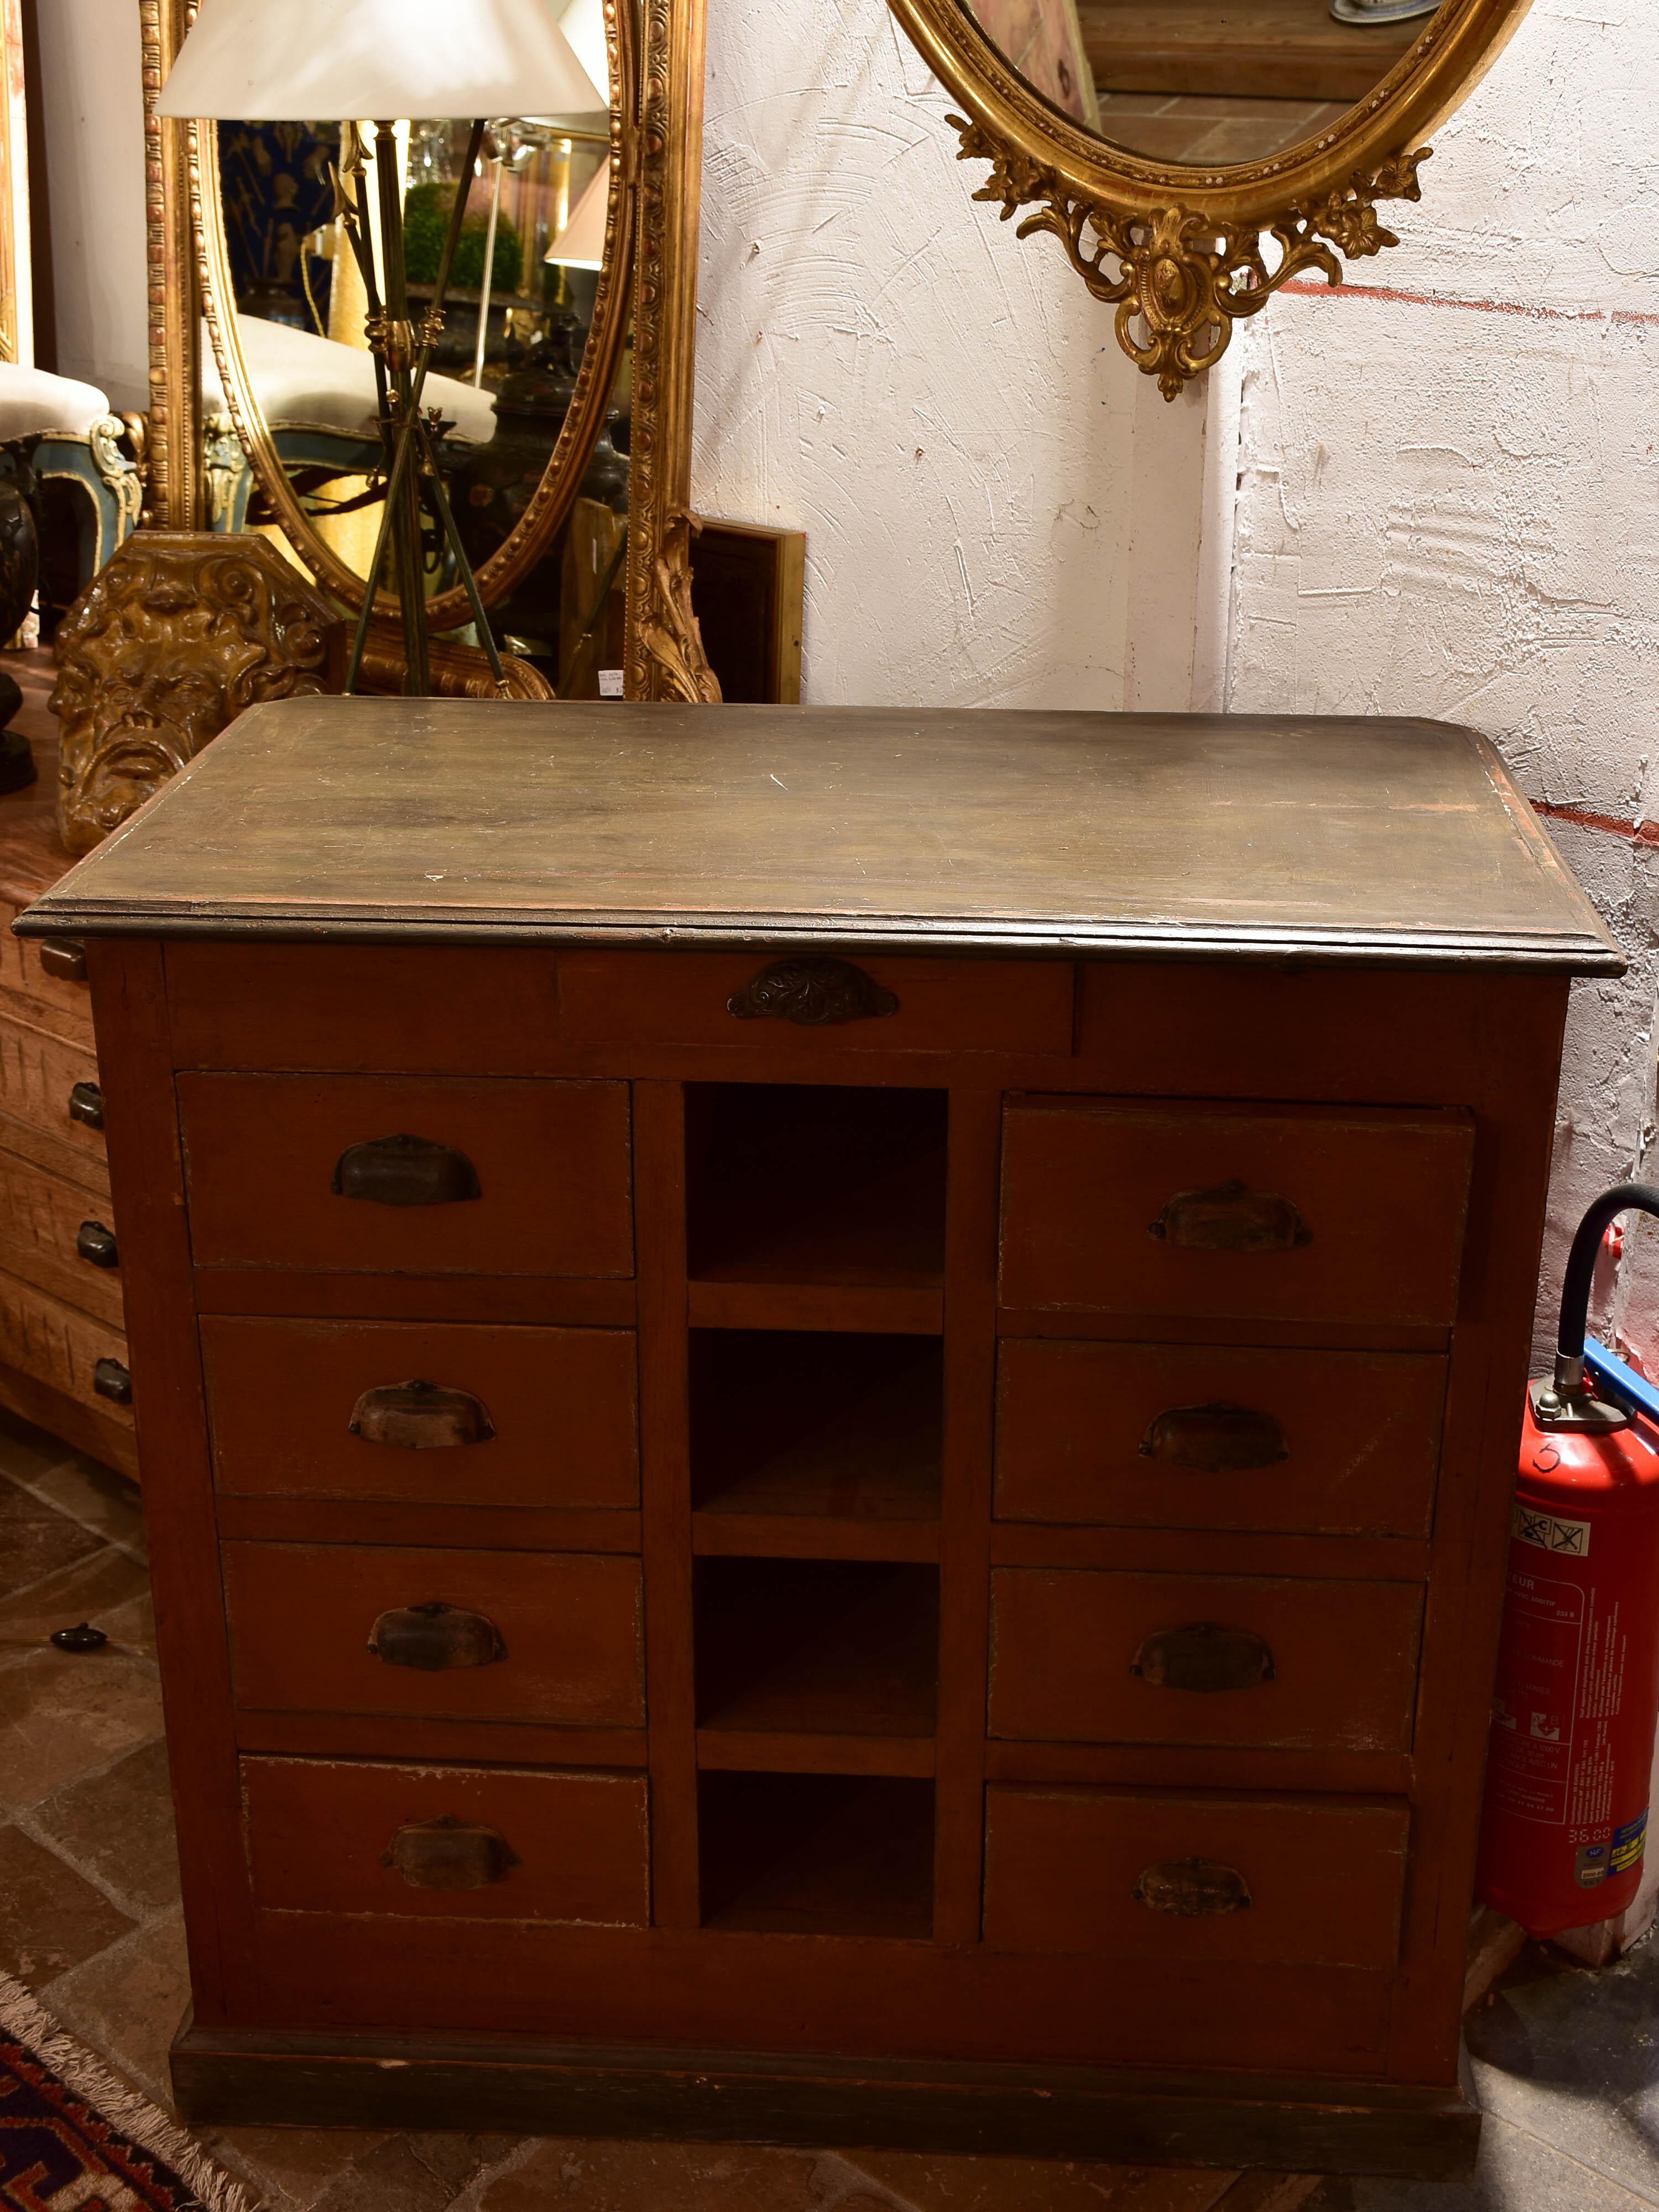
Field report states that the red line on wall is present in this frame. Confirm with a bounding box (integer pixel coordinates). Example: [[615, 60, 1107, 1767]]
[[1533, 800, 1659, 847], [1277, 278, 1659, 330]]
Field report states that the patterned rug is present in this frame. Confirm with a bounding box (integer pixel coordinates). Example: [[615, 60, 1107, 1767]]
[[0, 1973, 248, 2212]]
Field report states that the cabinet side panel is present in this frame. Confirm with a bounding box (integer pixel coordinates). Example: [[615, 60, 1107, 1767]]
[[85, 937, 252, 2023]]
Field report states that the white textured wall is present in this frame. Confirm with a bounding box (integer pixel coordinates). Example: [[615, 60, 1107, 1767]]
[[693, 0, 1149, 708], [1224, 0, 1659, 1360], [35, 0, 148, 411]]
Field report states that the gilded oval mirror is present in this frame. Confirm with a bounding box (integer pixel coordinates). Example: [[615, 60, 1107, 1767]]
[[887, 0, 1531, 393], [194, 0, 635, 655]]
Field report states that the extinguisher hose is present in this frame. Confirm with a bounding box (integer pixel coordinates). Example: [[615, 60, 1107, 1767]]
[[1553, 1182, 1659, 1396]]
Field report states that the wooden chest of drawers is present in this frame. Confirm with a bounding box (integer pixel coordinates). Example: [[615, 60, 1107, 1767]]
[[0, 750, 134, 1473], [19, 698, 1619, 2178]]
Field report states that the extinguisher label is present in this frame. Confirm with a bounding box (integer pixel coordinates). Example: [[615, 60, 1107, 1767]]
[[1612, 1809, 1648, 1875], [1512, 1503, 1593, 1556], [1488, 1570, 1585, 1822]]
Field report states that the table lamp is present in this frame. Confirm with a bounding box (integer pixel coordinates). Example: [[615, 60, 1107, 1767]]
[[155, 0, 605, 696], [545, 159, 611, 274]]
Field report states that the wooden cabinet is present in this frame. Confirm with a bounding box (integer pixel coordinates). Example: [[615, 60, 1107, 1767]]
[[0, 759, 134, 1473], [19, 697, 1620, 2180]]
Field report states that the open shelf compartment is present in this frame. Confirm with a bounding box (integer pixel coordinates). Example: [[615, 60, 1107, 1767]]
[[685, 1084, 948, 1291], [698, 1771, 935, 1938], [690, 1329, 942, 1545]]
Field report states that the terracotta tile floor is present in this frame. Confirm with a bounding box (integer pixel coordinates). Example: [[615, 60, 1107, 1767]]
[[7, 1399, 1658, 2211]]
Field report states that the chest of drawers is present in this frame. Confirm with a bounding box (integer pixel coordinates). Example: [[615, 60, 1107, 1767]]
[[18, 698, 1618, 2179]]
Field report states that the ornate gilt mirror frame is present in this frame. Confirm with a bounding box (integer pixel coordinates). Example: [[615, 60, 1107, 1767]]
[[885, 0, 1531, 397], [140, 0, 715, 701]]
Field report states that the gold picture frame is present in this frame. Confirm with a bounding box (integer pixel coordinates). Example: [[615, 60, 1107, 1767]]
[[885, 0, 1533, 397], [141, 0, 717, 700]]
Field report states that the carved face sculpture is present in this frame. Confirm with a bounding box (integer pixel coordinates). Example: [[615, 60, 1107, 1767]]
[[50, 538, 337, 855]]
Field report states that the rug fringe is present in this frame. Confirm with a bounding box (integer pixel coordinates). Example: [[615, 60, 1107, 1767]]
[[0, 1969, 253, 2212]]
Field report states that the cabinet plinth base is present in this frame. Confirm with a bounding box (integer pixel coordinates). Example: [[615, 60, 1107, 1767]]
[[170, 2020, 1480, 2179]]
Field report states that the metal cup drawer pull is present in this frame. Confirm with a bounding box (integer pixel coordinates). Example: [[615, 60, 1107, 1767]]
[[727, 956, 899, 1026], [331, 1134, 482, 1206], [39, 937, 87, 983], [1130, 1623, 1274, 1692], [68, 1081, 105, 1131], [1139, 1402, 1288, 1472], [349, 1380, 495, 1449], [93, 1357, 132, 1406], [76, 1219, 120, 1270], [1133, 1858, 1252, 1918], [367, 1600, 505, 1671], [380, 1814, 519, 1891], [1147, 1178, 1311, 1252]]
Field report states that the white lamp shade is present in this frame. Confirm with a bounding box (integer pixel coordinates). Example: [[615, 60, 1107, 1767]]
[[154, 0, 605, 121], [544, 159, 609, 270]]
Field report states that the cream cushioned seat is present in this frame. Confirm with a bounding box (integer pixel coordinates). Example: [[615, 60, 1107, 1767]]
[[0, 364, 116, 440], [201, 316, 499, 443]]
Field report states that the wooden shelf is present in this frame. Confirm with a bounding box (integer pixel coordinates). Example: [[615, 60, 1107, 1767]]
[[687, 1281, 942, 1334], [698, 1771, 935, 1938], [1079, 0, 1415, 103], [695, 1557, 939, 1741], [691, 1329, 941, 1523], [686, 1084, 947, 1290], [696, 1729, 935, 1778]]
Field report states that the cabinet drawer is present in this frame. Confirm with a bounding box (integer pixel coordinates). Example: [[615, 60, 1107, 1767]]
[[242, 1755, 649, 1924], [0, 1013, 105, 1165], [0, 1149, 123, 1327], [988, 1568, 1423, 1751], [223, 1543, 644, 1728], [983, 1784, 1408, 1967], [178, 1073, 632, 1276], [0, 911, 96, 1048], [201, 1317, 637, 1509], [559, 952, 1076, 1056], [999, 1098, 1472, 1328], [0, 1262, 131, 1426], [995, 1340, 1446, 1537]]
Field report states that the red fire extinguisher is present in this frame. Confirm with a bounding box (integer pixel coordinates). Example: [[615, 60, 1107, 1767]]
[[1477, 1182, 1659, 1937]]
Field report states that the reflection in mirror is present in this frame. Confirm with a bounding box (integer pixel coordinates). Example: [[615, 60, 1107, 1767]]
[[200, 9, 631, 696], [964, 0, 1443, 166]]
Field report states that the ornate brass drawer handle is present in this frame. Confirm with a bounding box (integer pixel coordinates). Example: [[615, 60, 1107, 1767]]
[[380, 1814, 519, 1891], [349, 1381, 495, 1449], [1139, 1402, 1288, 1472], [1130, 1623, 1274, 1692], [1147, 1178, 1311, 1251], [367, 1600, 505, 1671], [332, 1133, 482, 1206], [727, 957, 899, 1026], [1133, 1859, 1252, 1918]]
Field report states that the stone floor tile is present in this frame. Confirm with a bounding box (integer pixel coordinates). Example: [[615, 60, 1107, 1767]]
[[0, 1473, 102, 1597], [404, 2136, 525, 2195], [27, 1454, 147, 1555], [0, 1819, 137, 1986], [0, 1408, 79, 1485], [39, 1907, 191, 2108], [0, 1644, 165, 1807], [0, 1543, 151, 1648], [310, 2135, 492, 2212], [476, 2138, 823, 2212], [1312, 2111, 1659, 2209], [32, 1736, 181, 1913], [843, 2151, 1237, 2212], [209, 2126, 396, 2212], [93, 1587, 157, 1657]]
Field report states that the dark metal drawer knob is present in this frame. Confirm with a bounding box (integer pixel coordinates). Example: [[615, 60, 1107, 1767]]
[[332, 1134, 481, 1206], [367, 1600, 504, 1671], [76, 1219, 119, 1270], [1133, 1858, 1251, 1917], [380, 1814, 519, 1891], [1147, 1178, 1311, 1251], [68, 1080, 104, 1131], [1139, 1402, 1288, 1472], [727, 957, 899, 1026], [39, 938, 87, 983], [349, 1380, 495, 1449], [93, 1357, 132, 1406], [1130, 1623, 1274, 1692]]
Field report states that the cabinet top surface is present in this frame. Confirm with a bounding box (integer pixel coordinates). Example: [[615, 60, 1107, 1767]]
[[17, 698, 1620, 969]]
